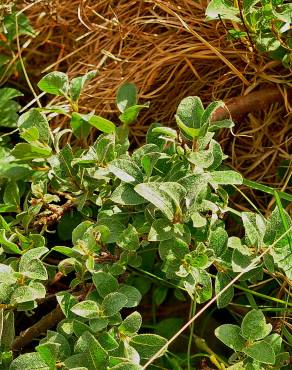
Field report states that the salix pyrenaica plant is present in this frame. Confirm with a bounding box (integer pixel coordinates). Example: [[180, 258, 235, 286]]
[[0, 70, 290, 369], [206, 0, 292, 68]]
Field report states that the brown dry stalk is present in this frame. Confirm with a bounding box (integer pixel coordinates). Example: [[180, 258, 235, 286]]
[[12, 305, 64, 351], [213, 86, 292, 121]]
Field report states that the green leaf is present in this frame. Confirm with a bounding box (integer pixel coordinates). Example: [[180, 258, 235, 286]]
[[0, 88, 23, 128], [20, 127, 40, 143], [1, 310, 15, 350], [129, 334, 167, 359], [191, 269, 212, 303], [40, 330, 71, 360], [11, 143, 52, 160], [205, 0, 240, 22], [210, 170, 242, 185], [36, 343, 58, 369], [226, 363, 244, 370], [0, 88, 23, 103], [215, 272, 234, 308], [111, 183, 147, 205], [9, 352, 49, 370], [92, 272, 119, 298], [3, 12, 35, 42], [154, 286, 168, 306], [70, 112, 91, 140], [71, 300, 100, 319], [3, 181, 20, 208], [21, 246, 48, 261], [241, 309, 272, 341], [110, 363, 142, 370], [148, 218, 174, 242], [201, 100, 224, 127], [209, 226, 228, 257], [134, 182, 186, 221], [119, 312, 142, 335], [154, 318, 183, 339], [209, 119, 234, 131], [38, 72, 69, 96], [89, 317, 109, 332], [0, 264, 16, 284], [56, 291, 78, 318], [119, 104, 149, 125], [215, 324, 246, 351], [176, 96, 204, 129], [242, 212, 266, 247], [102, 292, 128, 317], [69, 70, 97, 101], [118, 285, 142, 308], [63, 354, 92, 369], [0, 230, 21, 254], [116, 83, 137, 113], [18, 109, 50, 143], [175, 115, 201, 139], [264, 333, 282, 355], [117, 224, 139, 251], [19, 258, 48, 280], [76, 331, 108, 369], [243, 340, 275, 364], [88, 115, 116, 133], [109, 159, 143, 183], [152, 126, 177, 139]]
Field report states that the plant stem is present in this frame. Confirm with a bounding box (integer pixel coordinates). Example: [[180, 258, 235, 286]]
[[187, 299, 196, 370], [194, 335, 228, 368], [240, 281, 258, 309]]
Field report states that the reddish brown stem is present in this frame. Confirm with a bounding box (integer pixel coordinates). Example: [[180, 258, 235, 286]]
[[212, 87, 291, 122], [13, 306, 64, 351]]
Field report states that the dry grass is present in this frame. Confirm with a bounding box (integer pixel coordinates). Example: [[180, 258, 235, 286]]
[[16, 0, 292, 196]]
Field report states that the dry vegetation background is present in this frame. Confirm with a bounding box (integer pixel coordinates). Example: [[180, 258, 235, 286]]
[[18, 0, 292, 209]]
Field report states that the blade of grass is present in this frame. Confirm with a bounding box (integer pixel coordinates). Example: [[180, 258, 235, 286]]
[[243, 179, 292, 203]]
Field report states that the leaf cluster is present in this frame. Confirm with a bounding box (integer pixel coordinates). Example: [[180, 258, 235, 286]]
[[206, 0, 292, 67], [0, 71, 290, 369]]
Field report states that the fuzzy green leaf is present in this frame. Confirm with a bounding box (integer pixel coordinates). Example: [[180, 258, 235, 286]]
[[215, 324, 246, 351], [118, 285, 142, 308], [69, 70, 97, 102], [119, 104, 149, 125], [38, 71, 69, 96], [129, 334, 167, 359], [243, 340, 275, 364], [148, 218, 174, 241], [111, 183, 147, 205], [117, 224, 140, 251], [71, 300, 100, 319], [210, 170, 242, 185], [88, 115, 116, 133], [11, 143, 52, 160], [18, 109, 50, 143], [119, 312, 142, 335], [134, 182, 186, 221], [215, 272, 234, 308], [109, 159, 143, 183], [241, 309, 272, 341], [102, 292, 128, 317], [10, 352, 49, 370], [116, 83, 137, 113], [92, 272, 119, 298]]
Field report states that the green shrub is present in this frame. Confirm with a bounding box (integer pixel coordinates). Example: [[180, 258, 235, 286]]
[[0, 71, 291, 369], [206, 0, 292, 67]]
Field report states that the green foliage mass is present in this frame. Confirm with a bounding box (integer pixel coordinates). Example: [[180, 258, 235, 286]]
[[206, 0, 292, 67], [0, 70, 290, 369]]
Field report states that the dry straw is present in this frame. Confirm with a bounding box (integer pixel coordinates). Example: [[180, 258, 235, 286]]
[[17, 0, 292, 199]]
